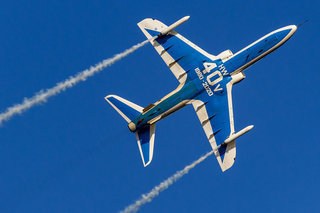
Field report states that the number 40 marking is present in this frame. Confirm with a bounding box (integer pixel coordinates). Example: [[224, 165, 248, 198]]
[[203, 62, 228, 93], [207, 71, 223, 92]]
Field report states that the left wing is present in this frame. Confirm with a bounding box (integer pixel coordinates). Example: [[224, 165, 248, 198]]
[[137, 18, 217, 83], [192, 73, 245, 171]]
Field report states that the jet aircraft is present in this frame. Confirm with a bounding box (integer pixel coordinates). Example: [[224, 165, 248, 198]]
[[105, 16, 297, 171]]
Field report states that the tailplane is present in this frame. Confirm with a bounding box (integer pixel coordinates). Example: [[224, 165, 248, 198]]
[[105, 95, 143, 123], [105, 95, 156, 167]]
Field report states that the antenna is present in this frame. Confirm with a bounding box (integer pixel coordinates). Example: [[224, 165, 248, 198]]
[[297, 20, 309, 27]]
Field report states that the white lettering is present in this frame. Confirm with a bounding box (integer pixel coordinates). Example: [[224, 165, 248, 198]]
[[203, 62, 217, 74], [214, 84, 223, 92], [202, 82, 213, 96], [195, 67, 204, 80], [218, 64, 229, 76], [207, 71, 223, 86]]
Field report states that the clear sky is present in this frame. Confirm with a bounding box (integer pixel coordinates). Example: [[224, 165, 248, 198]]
[[0, 0, 319, 212]]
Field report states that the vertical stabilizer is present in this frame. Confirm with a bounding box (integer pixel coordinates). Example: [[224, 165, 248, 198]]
[[105, 95, 156, 167], [135, 124, 156, 167]]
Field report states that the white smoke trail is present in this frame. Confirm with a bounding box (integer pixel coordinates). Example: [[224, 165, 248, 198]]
[[120, 150, 214, 213], [0, 39, 152, 126]]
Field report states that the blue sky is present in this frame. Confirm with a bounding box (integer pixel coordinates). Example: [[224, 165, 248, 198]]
[[0, 0, 319, 212]]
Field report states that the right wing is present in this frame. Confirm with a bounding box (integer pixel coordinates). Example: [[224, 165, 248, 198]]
[[192, 74, 244, 172], [137, 18, 217, 83]]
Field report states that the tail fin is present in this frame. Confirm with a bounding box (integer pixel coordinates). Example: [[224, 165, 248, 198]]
[[135, 124, 156, 166], [105, 95, 156, 167]]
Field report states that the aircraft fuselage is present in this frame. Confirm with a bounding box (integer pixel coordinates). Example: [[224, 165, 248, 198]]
[[129, 25, 297, 132]]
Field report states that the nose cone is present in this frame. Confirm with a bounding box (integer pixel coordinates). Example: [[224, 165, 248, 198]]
[[274, 25, 297, 43], [291, 25, 298, 33]]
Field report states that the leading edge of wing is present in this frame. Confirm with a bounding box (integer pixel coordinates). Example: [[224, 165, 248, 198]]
[[137, 18, 217, 83]]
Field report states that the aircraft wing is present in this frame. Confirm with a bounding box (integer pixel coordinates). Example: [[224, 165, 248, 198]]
[[138, 18, 216, 83], [192, 75, 241, 172]]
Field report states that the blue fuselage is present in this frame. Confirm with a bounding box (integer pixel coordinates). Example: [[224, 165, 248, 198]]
[[131, 26, 295, 131]]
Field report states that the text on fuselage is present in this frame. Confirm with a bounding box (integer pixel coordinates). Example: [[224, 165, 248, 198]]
[[194, 63, 229, 96]]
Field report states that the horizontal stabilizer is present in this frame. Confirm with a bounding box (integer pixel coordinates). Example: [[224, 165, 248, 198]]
[[105, 95, 143, 123]]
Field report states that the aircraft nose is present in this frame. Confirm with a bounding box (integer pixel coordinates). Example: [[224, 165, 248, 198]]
[[290, 25, 297, 34], [275, 25, 297, 42]]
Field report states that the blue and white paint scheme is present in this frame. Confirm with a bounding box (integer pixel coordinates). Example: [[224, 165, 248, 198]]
[[105, 16, 297, 171]]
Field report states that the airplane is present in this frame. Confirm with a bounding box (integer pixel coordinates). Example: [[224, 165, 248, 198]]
[[105, 16, 297, 171]]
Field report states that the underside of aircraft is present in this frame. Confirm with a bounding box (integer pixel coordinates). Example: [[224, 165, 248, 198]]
[[105, 16, 297, 171]]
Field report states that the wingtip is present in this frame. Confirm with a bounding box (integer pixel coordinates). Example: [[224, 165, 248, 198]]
[[104, 94, 115, 101], [248, 125, 254, 130]]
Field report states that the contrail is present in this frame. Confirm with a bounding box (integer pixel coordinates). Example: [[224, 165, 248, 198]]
[[120, 150, 214, 213], [0, 38, 152, 126]]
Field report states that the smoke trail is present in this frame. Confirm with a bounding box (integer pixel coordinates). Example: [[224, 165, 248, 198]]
[[0, 39, 152, 126], [120, 150, 214, 213]]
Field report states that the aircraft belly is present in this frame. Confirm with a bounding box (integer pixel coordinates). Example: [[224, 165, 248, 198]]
[[228, 28, 294, 74], [106, 18, 297, 170], [148, 100, 190, 124], [134, 81, 199, 128], [226, 43, 274, 73]]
